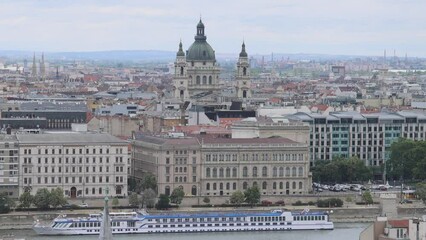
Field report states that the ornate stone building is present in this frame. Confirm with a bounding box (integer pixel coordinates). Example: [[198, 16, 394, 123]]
[[131, 133, 310, 198], [173, 20, 221, 100], [173, 20, 252, 101]]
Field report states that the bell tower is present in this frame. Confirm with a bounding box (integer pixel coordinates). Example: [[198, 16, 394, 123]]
[[236, 42, 251, 99], [174, 41, 189, 100]]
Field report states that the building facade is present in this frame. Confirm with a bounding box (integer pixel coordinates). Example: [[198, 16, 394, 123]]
[[0, 134, 19, 198], [173, 20, 221, 100], [286, 111, 426, 168], [173, 19, 252, 100], [17, 133, 128, 198], [131, 133, 310, 198]]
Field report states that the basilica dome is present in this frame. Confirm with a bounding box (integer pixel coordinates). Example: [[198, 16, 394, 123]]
[[186, 19, 216, 61]]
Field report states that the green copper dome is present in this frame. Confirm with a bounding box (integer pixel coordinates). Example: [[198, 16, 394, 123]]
[[186, 19, 216, 61]]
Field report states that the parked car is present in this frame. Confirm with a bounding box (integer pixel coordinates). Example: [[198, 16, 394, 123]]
[[78, 203, 89, 208], [62, 203, 72, 209], [275, 200, 285, 206], [261, 200, 272, 206], [400, 199, 413, 204]]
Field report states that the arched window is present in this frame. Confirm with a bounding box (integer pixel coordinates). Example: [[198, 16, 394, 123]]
[[213, 183, 217, 190], [202, 76, 207, 85], [183, 176, 186, 182], [252, 167, 258, 177], [298, 167, 303, 177], [292, 181, 296, 189], [286, 182, 290, 189], [299, 181, 303, 189], [273, 182, 277, 190], [286, 167, 290, 177], [220, 183, 223, 190], [180, 67, 184, 76], [232, 167, 237, 177], [253, 181, 258, 187], [175, 167, 178, 172], [196, 76, 200, 84], [279, 182, 284, 189], [233, 182, 237, 190], [179, 176, 183, 182], [226, 182, 230, 190], [262, 166, 268, 177], [165, 186, 171, 195], [262, 181, 267, 190], [243, 167, 248, 177], [226, 168, 231, 178], [92, 188, 95, 194], [206, 183, 210, 190], [279, 167, 284, 177], [243, 182, 248, 190], [206, 168, 211, 177], [243, 67, 247, 76], [192, 185, 197, 195], [219, 168, 224, 178], [85, 188, 89, 195], [189, 75, 193, 84], [292, 167, 297, 177], [209, 76, 212, 84], [273, 167, 278, 177], [99, 188, 102, 194], [175, 177, 178, 182], [212, 168, 217, 178]]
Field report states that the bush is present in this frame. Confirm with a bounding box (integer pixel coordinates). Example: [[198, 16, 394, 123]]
[[308, 201, 316, 206], [316, 198, 343, 208]]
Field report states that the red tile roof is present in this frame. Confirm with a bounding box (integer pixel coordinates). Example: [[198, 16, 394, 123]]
[[388, 219, 409, 228]]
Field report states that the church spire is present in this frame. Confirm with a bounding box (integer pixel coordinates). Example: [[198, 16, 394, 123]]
[[31, 52, 37, 78], [177, 40, 185, 57], [239, 41, 248, 58], [40, 52, 46, 79]]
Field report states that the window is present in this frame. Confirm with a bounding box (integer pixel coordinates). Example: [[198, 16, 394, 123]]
[[252, 167, 258, 177], [262, 166, 268, 177], [243, 167, 248, 177]]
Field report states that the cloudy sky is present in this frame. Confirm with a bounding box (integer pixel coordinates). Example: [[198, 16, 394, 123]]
[[0, 0, 425, 57]]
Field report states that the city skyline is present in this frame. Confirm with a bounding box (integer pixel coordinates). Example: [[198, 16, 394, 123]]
[[0, 0, 426, 57]]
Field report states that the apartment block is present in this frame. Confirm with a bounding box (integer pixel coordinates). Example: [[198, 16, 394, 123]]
[[17, 133, 128, 198]]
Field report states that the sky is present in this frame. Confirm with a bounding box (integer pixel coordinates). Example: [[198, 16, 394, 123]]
[[0, 0, 425, 57]]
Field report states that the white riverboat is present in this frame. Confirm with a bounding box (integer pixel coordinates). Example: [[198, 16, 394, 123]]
[[33, 209, 333, 235]]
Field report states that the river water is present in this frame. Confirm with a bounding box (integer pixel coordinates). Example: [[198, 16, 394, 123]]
[[0, 223, 369, 240]]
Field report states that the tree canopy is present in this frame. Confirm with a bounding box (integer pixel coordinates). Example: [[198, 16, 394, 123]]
[[34, 188, 51, 210], [156, 194, 170, 210], [416, 183, 426, 204], [230, 190, 245, 205], [312, 156, 372, 183], [50, 188, 67, 209], [387, 139, 426, 180], [142, 188, 157, 208], [18, 191, 34, 209], [170, 187, 185, 205], [129, 193, 140, 207], [0, 193, 15, 213], [244, 186, 260, 207]]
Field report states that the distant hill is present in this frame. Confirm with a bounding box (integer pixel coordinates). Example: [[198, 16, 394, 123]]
[[0, 50, 176, 61]]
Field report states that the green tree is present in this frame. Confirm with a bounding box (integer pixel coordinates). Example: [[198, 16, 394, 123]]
[[362, 191, 374, 204], [244, 186, 260, 207], [230, 190, 245, 205], [142, 188, 157, 208], [112, 197, 119, 208], [386, 139, 426, 180], [170, 187, 185, 205], [34, 188, 51, 210], [18, 191, 34, 209], [0, 193, 14, 213], [50, 188, 67, 209], [128, 193, 140, 207], [156, 194, 170, 210], [202, 196, 210, 205], [141, 174, 157, 192], [416, 183, 426, 204], [312, 157, 372, 183]]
